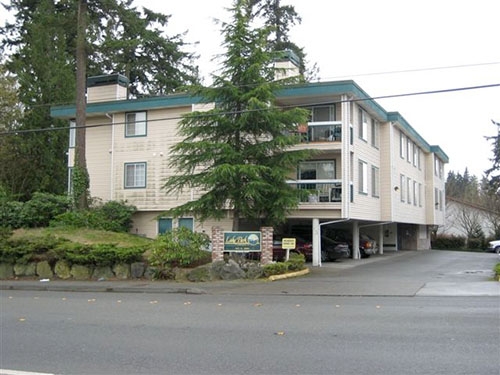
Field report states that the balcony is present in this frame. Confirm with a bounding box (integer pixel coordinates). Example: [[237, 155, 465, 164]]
[[287, 180, 342, 203], [298, 122, 342, 143]]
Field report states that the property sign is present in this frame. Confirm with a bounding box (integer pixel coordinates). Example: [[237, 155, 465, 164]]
[[281, 238, 296, 249], [223, 231, 262, 252]]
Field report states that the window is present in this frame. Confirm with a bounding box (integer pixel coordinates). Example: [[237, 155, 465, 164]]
[[310, 105, 335, 122], [407, 177, 411, 204], [418, 183, 422, 207], [439, 190, 443, 211], [358, 160, 368, 194], [413, 181, 418, 206], [371, 166, 379, 197], [358, 108, 368, 141], [158, 218, 173, 234], [413, 143, 418, 166], [124, 162, 146, 188], [407, 138, 412, 162], [434, 188, 439, 210], [179, 218, 194, 231], [68, 167, 73, 194], [125, 111, 147, 137], [400, 174, 405, 202], [298, 161, 335, 181], [434, 157, 443, 178], [417, 148, 422, 170], [69, 120, 76, 148], [371, 119, 379, 148], [400, 132, 405, 159]]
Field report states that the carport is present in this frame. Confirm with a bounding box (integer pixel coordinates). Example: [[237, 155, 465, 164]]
[[277, 218, 400, 267]]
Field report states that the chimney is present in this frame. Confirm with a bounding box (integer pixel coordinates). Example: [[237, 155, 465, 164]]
[[86, 74, 129, 103], [274, 49, 301, 80]]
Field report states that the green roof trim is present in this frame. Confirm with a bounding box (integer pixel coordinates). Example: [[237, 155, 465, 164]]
[[87, 74, 129, 88], [50, 79, 447, 162], [277, 80, 388, 121], [51, 92, 203, 118]]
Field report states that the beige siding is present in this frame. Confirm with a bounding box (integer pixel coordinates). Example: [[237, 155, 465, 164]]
[[86, 116, 113, 200], [87, 84, 127, 103], [390, 126, 428, 224], [349, 105, 381, 221]]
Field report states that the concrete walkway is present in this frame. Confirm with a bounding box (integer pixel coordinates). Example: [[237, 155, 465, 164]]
[[1, 250, 499, 297]]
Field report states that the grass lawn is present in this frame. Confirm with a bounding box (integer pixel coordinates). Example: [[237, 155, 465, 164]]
[[11, 227, 153, 247]]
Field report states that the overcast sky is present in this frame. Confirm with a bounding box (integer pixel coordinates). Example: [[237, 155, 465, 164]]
[[2, 0, 499, 179], [153, 0, 500, 180]]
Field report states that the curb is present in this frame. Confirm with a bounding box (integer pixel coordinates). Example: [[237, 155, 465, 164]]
[[268, 267, 310, 281]]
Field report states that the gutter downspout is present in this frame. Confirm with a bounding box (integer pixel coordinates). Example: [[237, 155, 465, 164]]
[[106, 113, 115, 200]]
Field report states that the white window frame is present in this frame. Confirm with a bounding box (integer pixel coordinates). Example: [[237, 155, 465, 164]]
[[400, 174, 405, 202], [125, 111, 147, 137], [400, 132, 405, 159], [407, 177, 411, 204], [371, 119, 379, 148], [358, 160, 368, 194], [358, 108, 368, 142], [69, 120, 76, 148], [371, 165, 379, 197], [413, 181, 418, 206], [124, 162, 146, 188], [407, 138, 412, 163]]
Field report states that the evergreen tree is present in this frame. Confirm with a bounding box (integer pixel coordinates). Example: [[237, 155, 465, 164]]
[[0, 0, 200, 200], [485, 120, 500, 191], [163, 0, 313, 230], [252, 0, 318, 80]]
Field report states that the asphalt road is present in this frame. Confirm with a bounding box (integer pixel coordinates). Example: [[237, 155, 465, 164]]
[[1, 250, 499, 375], [1, 292, 499, 375]]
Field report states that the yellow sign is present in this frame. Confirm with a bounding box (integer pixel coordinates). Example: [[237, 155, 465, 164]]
[[281, 238, 296, 249]]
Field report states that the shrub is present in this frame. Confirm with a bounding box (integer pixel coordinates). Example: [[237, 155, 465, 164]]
[[467, 238, 483, 250], [148, 227, 211, 269], [262, 262, 288, 277], [51, 200, 136, 232], [0, 200, 24, 228], [22, 193, 71, 228], [55, 242, 145, 266], [285, 253, 306, 271], [432, 235, 466, 250], [494, 263, 500, 278]]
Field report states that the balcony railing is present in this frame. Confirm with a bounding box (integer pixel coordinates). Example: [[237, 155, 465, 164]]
[[297, 122, 342, 143], [287, 180, 342, 203]]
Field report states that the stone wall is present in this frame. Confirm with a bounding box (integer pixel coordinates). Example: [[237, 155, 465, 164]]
[[0, 261, 149, 280]]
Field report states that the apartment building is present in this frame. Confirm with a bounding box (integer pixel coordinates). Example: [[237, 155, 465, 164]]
[[51, 73, 448, 262]]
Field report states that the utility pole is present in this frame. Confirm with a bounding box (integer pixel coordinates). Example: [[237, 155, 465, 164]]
[[74, 0, 89, 209]]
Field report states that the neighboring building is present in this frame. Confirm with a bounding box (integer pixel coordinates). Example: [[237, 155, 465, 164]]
[[439, 196, 498, 238], [51, 73, 448, 263]]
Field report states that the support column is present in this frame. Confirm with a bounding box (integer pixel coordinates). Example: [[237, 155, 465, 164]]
[[211, 227, 224, 262], [379, 226, 384, 255], [312, 218, 321, 267], [260, 227, 273, 265], [352, 221, 360, 259]]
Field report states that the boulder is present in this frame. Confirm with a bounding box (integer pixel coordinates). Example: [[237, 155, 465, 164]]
[[36, 261, 53, 279], [130, 262, 145, 278], [0, 263, 14, 279], [212, 259, 245, 280], [54, 261, 71, 279], [113, 263, 130, 279], [14, 263, 37, 277], [92, 266, 114, 280], [71, 265, 91, 280]]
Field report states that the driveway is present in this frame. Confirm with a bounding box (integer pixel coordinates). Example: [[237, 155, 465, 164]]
[[224, 250, 500, 297]]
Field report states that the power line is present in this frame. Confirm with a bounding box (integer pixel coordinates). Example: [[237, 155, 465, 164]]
[[321, 61, 500, 80], [6, 61, 500, 110], [1, 82, 499, 136]]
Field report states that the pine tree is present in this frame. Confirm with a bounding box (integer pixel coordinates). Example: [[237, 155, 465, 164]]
[[0, 0, 200, 199], [163, 0, 313, 231]]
